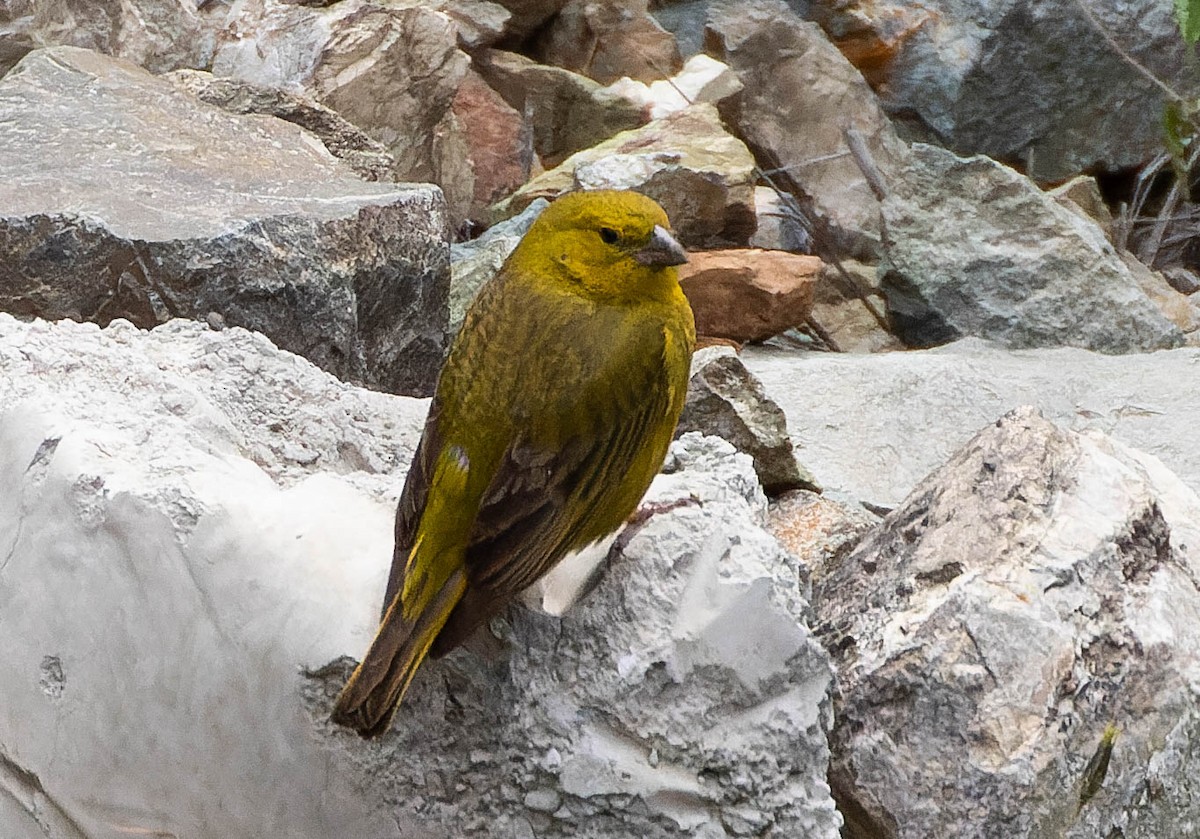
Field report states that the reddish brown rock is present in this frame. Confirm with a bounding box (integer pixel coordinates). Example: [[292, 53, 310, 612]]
[[679, 249, 821, 343], [452, 69, 531, 219], [534, 0, 682, 85]]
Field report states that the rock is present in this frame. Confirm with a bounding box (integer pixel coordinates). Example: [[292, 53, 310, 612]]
[[534, 0, 682, 85], [677, 346, 821, 495], [766, 489, 879, 581], [0, 46, 448, 397], [881, 144, 1184, 353], [163, 69, 394, 181], [431, 107, 477, 231], [490, 0, 569, 39], [1163, 266, 1200, 296], [0, 311, 842, 838], [8, 0, 210, 74], [605, 52, 743, 121], [810, 260, 902, 353], [211, 0, 473, 224], [741, 339, 1200, 507], [651, 0, 712, 57], [0, 314, 428, 839], [678, 249, 820, 342], [1121, 251, 1200, 340], [440, 0, 511, 49], [1048, 175, 1113, 241], [491, 103, 757, 249], [0, 4, 36, 77], [816, 406, 1200, 838], [476, 48, 647, 168], [748, 185, 811, 252], [452, 69, 533, 220], [308, 432, 843, 839], [449, 198, 549, 335], [706, 0, 909, 260], [816, 0, 1199, 180]]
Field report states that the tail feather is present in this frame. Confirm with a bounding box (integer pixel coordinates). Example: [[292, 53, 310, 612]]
[[331, 569, 468, 738]]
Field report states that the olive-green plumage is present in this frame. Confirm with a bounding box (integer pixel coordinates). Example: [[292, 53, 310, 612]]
[[331, 190, 695, 737]]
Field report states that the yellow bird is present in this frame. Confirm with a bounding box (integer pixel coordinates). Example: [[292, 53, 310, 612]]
[[332, 190, 695, 737]]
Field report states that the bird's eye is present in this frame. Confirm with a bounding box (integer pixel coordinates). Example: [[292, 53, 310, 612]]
[[598, 227, 619, 244]]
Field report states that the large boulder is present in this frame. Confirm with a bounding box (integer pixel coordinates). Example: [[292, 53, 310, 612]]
[[814, 0, 1200, 181], [816, 406, 1200, 837], [741, 339, 1200, 507], [0, 313, 841, 839], [0, 46, 449, 397], [880, 144, 1185, 353], [0, 314, 425, 839], [705, 0, 910, 260]]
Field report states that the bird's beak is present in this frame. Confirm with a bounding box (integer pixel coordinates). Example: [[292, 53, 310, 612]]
[[635, 225, 688, 266]]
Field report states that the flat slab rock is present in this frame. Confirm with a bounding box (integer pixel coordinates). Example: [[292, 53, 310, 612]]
[[0, 45, 449, 396], [0, 314, 840, 839], [743, 339, 1200, 508]]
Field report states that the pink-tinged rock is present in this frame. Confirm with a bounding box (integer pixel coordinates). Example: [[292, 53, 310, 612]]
[[452, 69, 532, 220], [679, 249, 821, 343]]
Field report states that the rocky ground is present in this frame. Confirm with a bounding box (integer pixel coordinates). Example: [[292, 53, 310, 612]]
[[3, 1, 1200, 838]]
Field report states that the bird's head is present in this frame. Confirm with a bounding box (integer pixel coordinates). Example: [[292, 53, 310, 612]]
[[507, 190, 689, 304]]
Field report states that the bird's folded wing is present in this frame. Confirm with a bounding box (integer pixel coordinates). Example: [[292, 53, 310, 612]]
[[428, 379, 672, 656]]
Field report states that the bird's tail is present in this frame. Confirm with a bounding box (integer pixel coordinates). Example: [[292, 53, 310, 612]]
[[331, 568, 468, 738]]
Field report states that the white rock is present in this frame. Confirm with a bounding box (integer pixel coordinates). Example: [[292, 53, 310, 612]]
[[603, 53, 742, 120], [0, 315, 838, 838], [0, 315, 425, 838]]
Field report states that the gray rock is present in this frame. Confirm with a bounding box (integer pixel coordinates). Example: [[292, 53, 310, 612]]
[[748, 185, 811, 252], [741, 339, 1200, 507], [210, 0, 474, 225], [653, 0, 811, 58], [449, 198, 549, 336], [1, 0, 210, 76], [817, 0, 1199, 180], [705, 0, 909, 260], [309, 433, 842, 839], [816, 406, 1200, 837], [0, 46, 449, 396], [809, 259, 902, 354], [163, 68, 395, 182], [678, 346, 821, 494], [881, 144, 1184, 353], [0, 314, 840, 838]]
